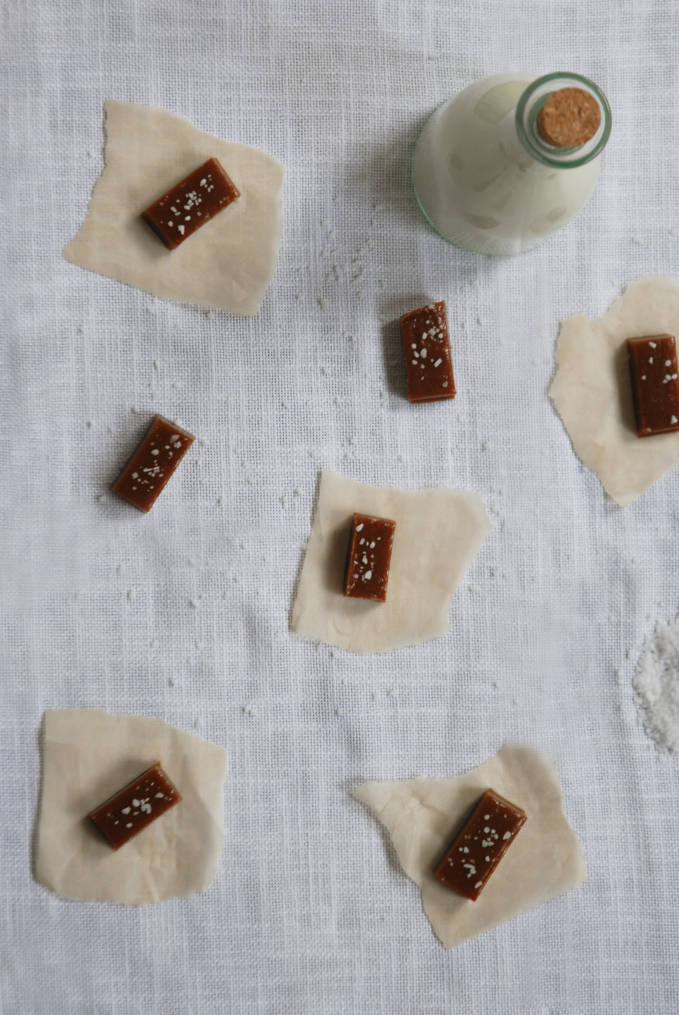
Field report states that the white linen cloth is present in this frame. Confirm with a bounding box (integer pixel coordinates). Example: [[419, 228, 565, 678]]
[[3, 1, 679, 1012]]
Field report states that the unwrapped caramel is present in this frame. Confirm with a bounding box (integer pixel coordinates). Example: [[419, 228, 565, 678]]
[[434, 788, 526, 900], [141, 157, 240, 250], [88, 762, 181, 850]]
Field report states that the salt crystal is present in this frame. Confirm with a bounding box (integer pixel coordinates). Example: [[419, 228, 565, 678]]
[[634, 617, 679, 751]]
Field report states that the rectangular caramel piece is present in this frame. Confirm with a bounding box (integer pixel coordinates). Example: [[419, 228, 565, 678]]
[[400, 301, 455, 403], [112, 414, 195, 513], [141, 157, 240, 250], [434, 788, 526, 901], [88, 762, 181, 850], [344, 513, 396, 603], [626, 334, 679, 437]]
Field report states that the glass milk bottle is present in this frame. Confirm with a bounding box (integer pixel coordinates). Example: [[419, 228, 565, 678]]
[[412, 72, 611, 255]]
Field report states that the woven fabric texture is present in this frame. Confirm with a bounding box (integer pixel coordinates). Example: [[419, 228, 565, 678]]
[[3, 1, 679, 1012]]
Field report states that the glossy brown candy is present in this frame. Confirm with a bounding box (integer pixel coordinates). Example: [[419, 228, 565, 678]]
[[141, 157, 240, 250], [112, 414, 195, 513], [344, 513, 396, 603], [434, 788, 527, 901], [626, 334, 679, 438], [400, 301, 455, 403], [88, 762, 181, 850]]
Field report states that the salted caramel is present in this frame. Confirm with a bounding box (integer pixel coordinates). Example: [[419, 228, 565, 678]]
[[88, 762, 181, 850], [141, 157, 240, 250], [112, 415, 195, 512], [344, 513, 396, 603], [627, 335, 679, 438], [434, 789, 526, 901], [400, 302, 455, 403]]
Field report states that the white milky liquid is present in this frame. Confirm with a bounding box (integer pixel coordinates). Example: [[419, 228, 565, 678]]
[[412, 73, 602, 255]]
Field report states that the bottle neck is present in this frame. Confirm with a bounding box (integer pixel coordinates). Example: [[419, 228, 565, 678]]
[[515, 72, 611, 169]]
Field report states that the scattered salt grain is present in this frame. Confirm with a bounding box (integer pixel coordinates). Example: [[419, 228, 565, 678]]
[[634, 617, 679, 751]]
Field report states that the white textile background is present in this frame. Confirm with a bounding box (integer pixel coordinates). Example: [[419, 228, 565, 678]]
[[3, 1, 679, 1012]]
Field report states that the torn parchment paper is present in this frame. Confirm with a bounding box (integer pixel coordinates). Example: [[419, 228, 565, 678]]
[[550, 277, 679, 506], [63, 101, 284, 315], [352, 744, 586, 948], [35, 709, 227, 905], [291, 470, 490, 653]]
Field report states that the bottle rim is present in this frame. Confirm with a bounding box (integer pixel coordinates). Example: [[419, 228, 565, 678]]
[[515, 72, 612, 169]]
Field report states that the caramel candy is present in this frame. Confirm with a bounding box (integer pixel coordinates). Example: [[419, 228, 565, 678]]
[[536, 88, 601, 148], [400, 301, 455, 402], [112, 414, 195, 513], [434, 788, 526, 901], [88, 762, 181, 850], [141, 157, 240, 250], [626, 335, 679, 438], [344, 513, 396, 603]]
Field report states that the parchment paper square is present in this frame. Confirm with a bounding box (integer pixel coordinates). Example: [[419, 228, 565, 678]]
[[63, 101, 284, 315], [353, 745, 586, 948], [290, 470, 491, 653], [550, 277, 679, 506], [35, 709, 227, 905]]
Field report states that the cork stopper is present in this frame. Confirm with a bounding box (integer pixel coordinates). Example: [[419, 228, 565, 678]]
[[536, 87, 601, 148]]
